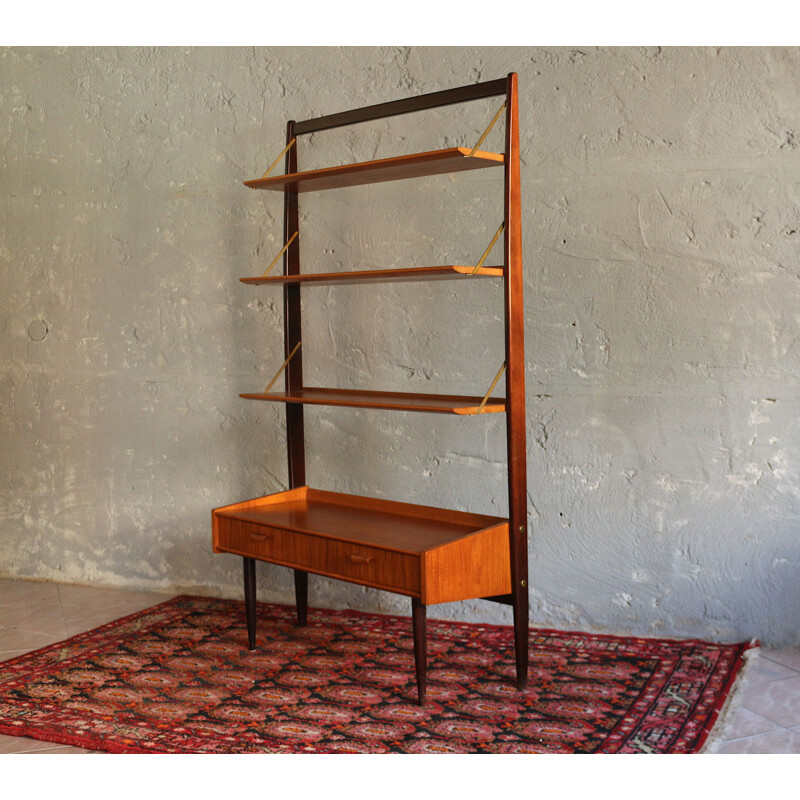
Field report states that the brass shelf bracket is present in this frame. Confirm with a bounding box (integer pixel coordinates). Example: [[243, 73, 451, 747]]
[[261, 230, 299, 278], [468, 101, 507, 157], [261, 137, 297, 179], [263, 341, 302, 394], [472, 222, 505, 274], [475, 361, 506, 414]]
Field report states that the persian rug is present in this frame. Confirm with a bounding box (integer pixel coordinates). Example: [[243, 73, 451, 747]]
[[0, 595, 754, 754]]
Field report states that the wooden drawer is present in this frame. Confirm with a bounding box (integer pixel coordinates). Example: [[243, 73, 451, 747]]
[[215, 518, 295, 562], [301, 538, 420, 596], [214, 515, 421, 597]]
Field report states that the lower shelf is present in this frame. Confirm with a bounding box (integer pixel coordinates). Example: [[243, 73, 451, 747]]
[[239, 265, 504, 286], [239, 387, 506, 415], [212, 486, 511, 605]]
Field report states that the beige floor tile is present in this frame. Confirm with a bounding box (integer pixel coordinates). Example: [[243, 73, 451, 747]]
[[740, 675, 800, 729], [25, 745, 97, 754], [0, 579, 60, 607], [719, 706, 784, 740], [0, 627, 66, 655], [0, 732, 62, 754], [58, 584, 172, 635], [761, 649, 800, 674], [713, 727, 800, 754], [750, 655, 800, 682], [0, 602, 67, 638]]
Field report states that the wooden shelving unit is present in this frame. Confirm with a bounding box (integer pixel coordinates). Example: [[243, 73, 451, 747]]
[[213, 74, 528, 704]]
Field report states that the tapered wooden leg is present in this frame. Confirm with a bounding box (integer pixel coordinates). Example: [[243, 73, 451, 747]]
[[513, 589, 528, 689], [294, 569, 308, 627], [243, 557, 257, 651], [411, 598, 427, 705]]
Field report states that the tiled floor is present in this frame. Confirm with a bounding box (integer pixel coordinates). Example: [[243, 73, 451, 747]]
[[1, 577, 799, 754]]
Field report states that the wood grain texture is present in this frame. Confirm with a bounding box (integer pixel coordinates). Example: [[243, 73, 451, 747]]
[[214, 487, 506, 552], [213, 487, 510, 604], [215, 516, 421, 596], [503, 72, 530, 687], [212, 486, 309, 552], [422, 523, 511, 605], [239, 387, 506, 415], [283, 119, 306, 491], [244, 148, 504, 192], [240, 265, 504, 286], [292, 77, 507, 134]]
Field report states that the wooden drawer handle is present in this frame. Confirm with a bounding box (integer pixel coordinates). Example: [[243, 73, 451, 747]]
[[349, 553, 373, 564], [249, 531, 273, 542]]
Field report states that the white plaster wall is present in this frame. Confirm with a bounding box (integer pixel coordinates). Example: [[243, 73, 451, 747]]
[[1, 46, 798, 645]]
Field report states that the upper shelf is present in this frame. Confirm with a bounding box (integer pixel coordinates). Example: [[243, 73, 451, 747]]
[[244, 147, 504, 192], [240, 265, 504, 286]]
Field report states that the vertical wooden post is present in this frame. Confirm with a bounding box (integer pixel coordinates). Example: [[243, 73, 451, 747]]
[[503, 72, 529, 688], [283, 120, 309, 627], [284, 120, 305, 486]]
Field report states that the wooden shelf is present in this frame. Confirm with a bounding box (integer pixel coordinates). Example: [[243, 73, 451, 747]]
[[242, 265, 504, 286], [212, 486, 511, 605], [240, 265, 504, 286], [244, 147, 504, 192], [239, 386, 506, 415]]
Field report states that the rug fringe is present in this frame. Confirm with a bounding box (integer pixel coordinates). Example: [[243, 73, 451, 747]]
[[699, 640, 760, 753]]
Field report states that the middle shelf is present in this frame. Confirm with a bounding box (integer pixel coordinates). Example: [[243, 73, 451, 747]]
[[239, 387, 506, 415]]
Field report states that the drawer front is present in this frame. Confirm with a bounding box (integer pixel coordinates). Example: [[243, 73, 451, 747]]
[[302, 539, 420, 596], [214, 516, 420, 596], [215, 518, 296, 562]]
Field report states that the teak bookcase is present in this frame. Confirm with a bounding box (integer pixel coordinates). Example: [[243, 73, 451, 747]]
[[212, 73, 528, 704]]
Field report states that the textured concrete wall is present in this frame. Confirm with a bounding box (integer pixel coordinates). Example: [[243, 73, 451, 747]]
[[1, 46, 799, 645]]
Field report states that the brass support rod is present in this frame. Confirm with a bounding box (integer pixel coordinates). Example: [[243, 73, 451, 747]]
[[468, 101, 507, 157], [475, 361, 507, 414], [261, 231, 299, 278], [263, 341, 302, 394], [261, 137, 297, 179], [472, 222, 505, 274]]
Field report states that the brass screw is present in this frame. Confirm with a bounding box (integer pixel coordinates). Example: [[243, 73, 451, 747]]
[[521, 580, 527, 587]]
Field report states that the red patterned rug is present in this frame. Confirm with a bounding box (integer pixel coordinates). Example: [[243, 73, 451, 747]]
[[0, 595, 754, 753]]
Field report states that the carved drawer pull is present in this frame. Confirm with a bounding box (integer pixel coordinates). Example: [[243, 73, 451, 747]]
[[249, 531, 273, 542], [349, 553, 374, 564]]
